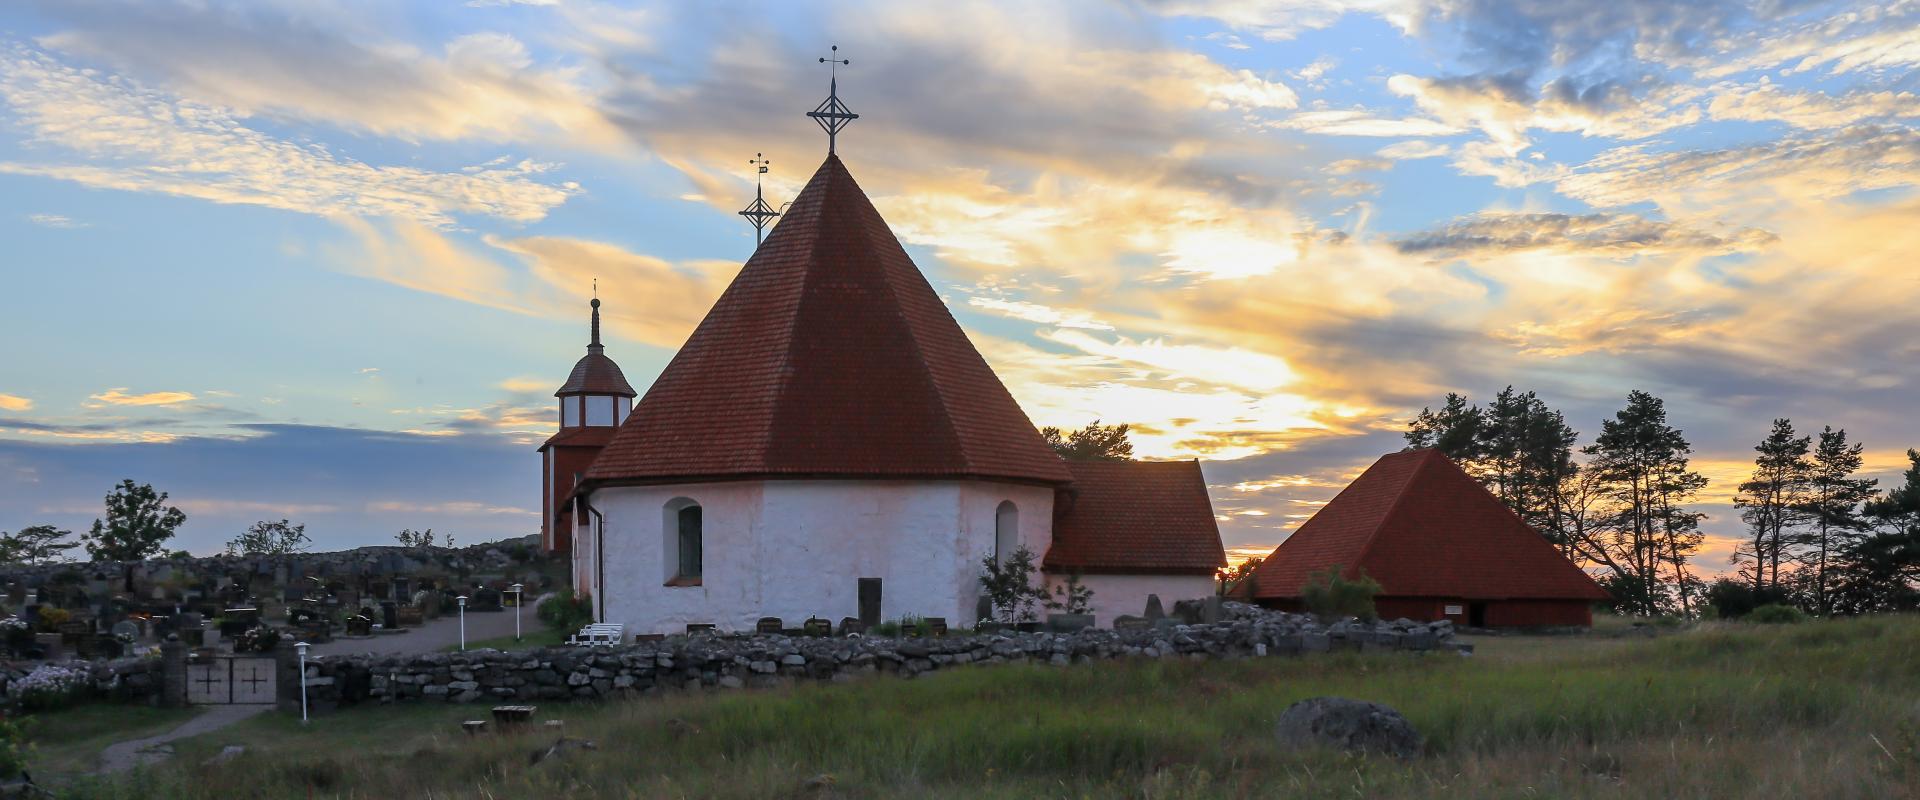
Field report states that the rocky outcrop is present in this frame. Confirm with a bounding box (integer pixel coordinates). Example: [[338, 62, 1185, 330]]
[[1273, 696, 1423, 759]]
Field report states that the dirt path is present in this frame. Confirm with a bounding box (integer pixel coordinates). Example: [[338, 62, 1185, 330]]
[[306, 593, 552, 658], [95, 704, 270, 774]]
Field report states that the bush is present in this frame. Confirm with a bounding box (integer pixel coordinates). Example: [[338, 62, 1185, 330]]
[[1301, 565, 1381, 622], [1704, 578, 1796, 619], [0, 716, 27, 780], [10, 664, 88, 711], [538, 587, 595, 632], [1747, 603, 1809, 624]]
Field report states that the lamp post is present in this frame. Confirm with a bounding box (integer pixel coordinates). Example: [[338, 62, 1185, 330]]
[[510, 583, 524, 643], [456, 595, 468, 651], [295, 641, 310, 724]]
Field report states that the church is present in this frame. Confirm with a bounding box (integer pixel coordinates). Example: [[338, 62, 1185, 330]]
[[537, 83, 1224, 636]]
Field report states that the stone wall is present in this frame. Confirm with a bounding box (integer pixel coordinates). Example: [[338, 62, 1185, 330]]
[[293, 605, 1464, 711], [0, 655, 166, 707]]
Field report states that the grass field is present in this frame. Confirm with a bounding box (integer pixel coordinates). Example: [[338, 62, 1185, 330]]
[[37, 615, 1920, 798]]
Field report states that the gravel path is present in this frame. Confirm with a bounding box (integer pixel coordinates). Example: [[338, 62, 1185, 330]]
[[307, 594, 551, 658], [95, 704, 270, 774]]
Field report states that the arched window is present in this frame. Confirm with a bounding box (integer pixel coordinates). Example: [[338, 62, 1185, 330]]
[[995, 501, 1018, 565], [663, 498, 702, 585]]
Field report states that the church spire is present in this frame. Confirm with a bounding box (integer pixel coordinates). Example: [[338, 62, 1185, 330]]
[[588, 294, 603, 354], [807, 45, 858, 154]]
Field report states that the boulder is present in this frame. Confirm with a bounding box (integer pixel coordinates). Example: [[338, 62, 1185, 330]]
[[529, 737, 597, 766], [1273, 697, 1421, 759]]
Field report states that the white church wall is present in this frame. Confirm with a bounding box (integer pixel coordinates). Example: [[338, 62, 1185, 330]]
[[588, 479, 1053, 636], [1046, 573, 1217, 628]]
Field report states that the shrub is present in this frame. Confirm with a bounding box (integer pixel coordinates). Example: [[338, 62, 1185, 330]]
[[1704, 578, 1796, 619], [979, 546, 1049, 623], [10, 664, 88, 711], [1047, 572, 1095, 615], [1747, 603, 1809, 624], [0, 716, 27, 780], [538, 587, 595, 632], [33, 607, 69, 634], [1300, 565, 1381, 622]]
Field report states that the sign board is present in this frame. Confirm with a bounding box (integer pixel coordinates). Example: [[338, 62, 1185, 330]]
[[1444, 604, 1464, 616]]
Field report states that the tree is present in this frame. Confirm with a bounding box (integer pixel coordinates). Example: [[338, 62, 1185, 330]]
[[1404, 393, 1483, 463], [1041, 420, 1134, 461], [1798, 427, 1877, 615], [1732, 420, 1811, 593], [1047, 572, 1095, 615], [1405, 388, 1578, 546], [1300, 565, 1381, 621], [1217, 556, 1262, 597], [82, 480, 185, 562], [978, 545, 1048, 623], [226, 519, 312, 556], [1832, 449, 1920, 614], [395, 528, 436, 549], [0, 525, 78, 565], [1582, 391, 1707, 617]]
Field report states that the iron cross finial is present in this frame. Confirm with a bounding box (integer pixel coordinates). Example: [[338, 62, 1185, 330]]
[[738, 152, 780, 249], [807, 45, 859, 155]]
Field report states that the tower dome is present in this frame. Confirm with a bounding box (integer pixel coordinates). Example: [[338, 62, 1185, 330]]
[[539, 298, 635, 554]]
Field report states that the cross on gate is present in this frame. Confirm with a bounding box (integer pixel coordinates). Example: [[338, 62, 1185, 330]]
[[238, 663, 268, 693], [194, 668, 224, 696]]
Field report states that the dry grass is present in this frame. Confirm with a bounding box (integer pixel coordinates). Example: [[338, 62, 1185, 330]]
[[48, 615, 1920, 799]]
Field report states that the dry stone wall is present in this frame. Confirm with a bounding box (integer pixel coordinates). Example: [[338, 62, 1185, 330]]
[[295, 605, 1465, 710]]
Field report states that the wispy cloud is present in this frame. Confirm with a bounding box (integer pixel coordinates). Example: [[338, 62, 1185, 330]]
[[0, 394, 32, 412], [25, 213, 86, 228], [86, 388, 196, 407], [1394, 212, 1777, 259], [0, 45, 578, 227]]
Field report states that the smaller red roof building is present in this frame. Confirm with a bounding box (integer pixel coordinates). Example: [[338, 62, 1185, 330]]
[[1240, 448, 1607, 627], [1047, 460, 1226, 576]]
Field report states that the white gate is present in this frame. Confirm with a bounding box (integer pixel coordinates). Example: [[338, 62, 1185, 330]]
[[187, 657, 277, 705]]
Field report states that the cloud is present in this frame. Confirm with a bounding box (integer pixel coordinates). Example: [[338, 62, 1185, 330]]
[[86, 388, 197, 407], [1394, 212, 1777, 259], [498, 377, 552, 393], [0, 395, 31, 412], [29, 1, 626, 150], [966, 297, 1114, 331], [0, 45, 578, 227], [1559, 126, 1920, 211], [1389, 73, 1705, 156], [1376, 140, 1451, 160], [1143, 0, 1421, 41], [25, 213, 86, 229], [1271, 108, 1465, 137], [1707, 82, 1920, 130]]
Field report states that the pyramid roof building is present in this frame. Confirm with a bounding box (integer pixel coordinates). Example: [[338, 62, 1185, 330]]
[[584, 155, 1072, 488], [1243, 449, 1608, 602]]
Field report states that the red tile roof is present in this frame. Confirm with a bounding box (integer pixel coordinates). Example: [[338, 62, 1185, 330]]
[[1046, 459, 1226, 575], [556, 352, 635, 397], [584, 155, 1072, 486], [539, 424, 617, 452], [1243, 449, 1609, 601]]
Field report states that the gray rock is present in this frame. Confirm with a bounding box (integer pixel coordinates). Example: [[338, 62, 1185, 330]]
[[529, 737, 598, 766], [1273, 697, 1422, 759]]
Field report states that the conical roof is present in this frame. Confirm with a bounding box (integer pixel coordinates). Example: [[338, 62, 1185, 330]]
[[585, 155, 1072, 486], [1244, 449, 1609, 601]]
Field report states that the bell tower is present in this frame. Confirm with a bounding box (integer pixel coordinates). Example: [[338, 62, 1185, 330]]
[[538, 297, 636, 553]]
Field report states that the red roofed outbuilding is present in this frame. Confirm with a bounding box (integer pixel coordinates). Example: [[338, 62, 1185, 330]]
[[1046, 459, 1228, 622], [1239, 449, 1608, 627]]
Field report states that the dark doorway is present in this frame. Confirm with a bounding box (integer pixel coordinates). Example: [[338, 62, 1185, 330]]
[[858, 578, 882, 627], [1468, 602, 1488, 628]]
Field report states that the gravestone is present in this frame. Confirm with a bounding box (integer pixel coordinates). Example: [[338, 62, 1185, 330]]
[[755, 617, 783, 635], [802, 618, 831, 637], [380, 601, 398, 629], [1144, 594, 1166, 621], [924, 618, 948, 636], [837, 617, 866, 636]]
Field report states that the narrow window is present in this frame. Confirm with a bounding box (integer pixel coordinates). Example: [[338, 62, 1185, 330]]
[[676, 505, 702, 579], [586, 395, 616, 426], [995, 501, 1018, 565]]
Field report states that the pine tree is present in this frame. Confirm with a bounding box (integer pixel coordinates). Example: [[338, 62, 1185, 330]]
[[1404, 393, 1483, 463], [1582, 391, 1706, 616], [1834, 449, 1920, 614], [1732, 420, 1811, 593], [1798, 427, 1877, 615]]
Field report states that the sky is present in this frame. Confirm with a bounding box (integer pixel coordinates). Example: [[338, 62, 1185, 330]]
[[1, 1, 1916, 569]]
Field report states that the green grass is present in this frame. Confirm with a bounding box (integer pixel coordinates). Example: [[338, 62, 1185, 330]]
[[19, 704, 202, 776], [47, 615, 1920, 799]]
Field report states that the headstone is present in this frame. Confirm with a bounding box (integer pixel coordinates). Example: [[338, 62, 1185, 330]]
[[380, 601, 398, 629], [924, 617, 948, 636], [1113, 615, 1150, 632], [802, 618, 831, 637], [857, 578, 882, 627], [685, 623, 716, 635], [111, 620, 140, 640], [836, 617, 866, 636], [1144, 594, 1166, 621], [975, 594, 994, 625], [755, 617, 783, 635], [1046, 613, 1094, 632]]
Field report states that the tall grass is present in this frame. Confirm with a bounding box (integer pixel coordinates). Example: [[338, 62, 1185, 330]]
[[54, 615, 1920, 799]]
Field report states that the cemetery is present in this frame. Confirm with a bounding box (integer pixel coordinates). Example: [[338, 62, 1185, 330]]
[[0, 537, 559, 712]]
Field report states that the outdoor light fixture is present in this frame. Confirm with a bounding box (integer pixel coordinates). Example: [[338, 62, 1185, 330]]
[[294, 640, 310, 724], [456, 595, 469, 651], [510, 583, 525, 642]]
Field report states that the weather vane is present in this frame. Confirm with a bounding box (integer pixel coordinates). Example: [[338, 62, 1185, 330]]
[[806, 45, 858, 154], [737, 153, 780, 248]]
